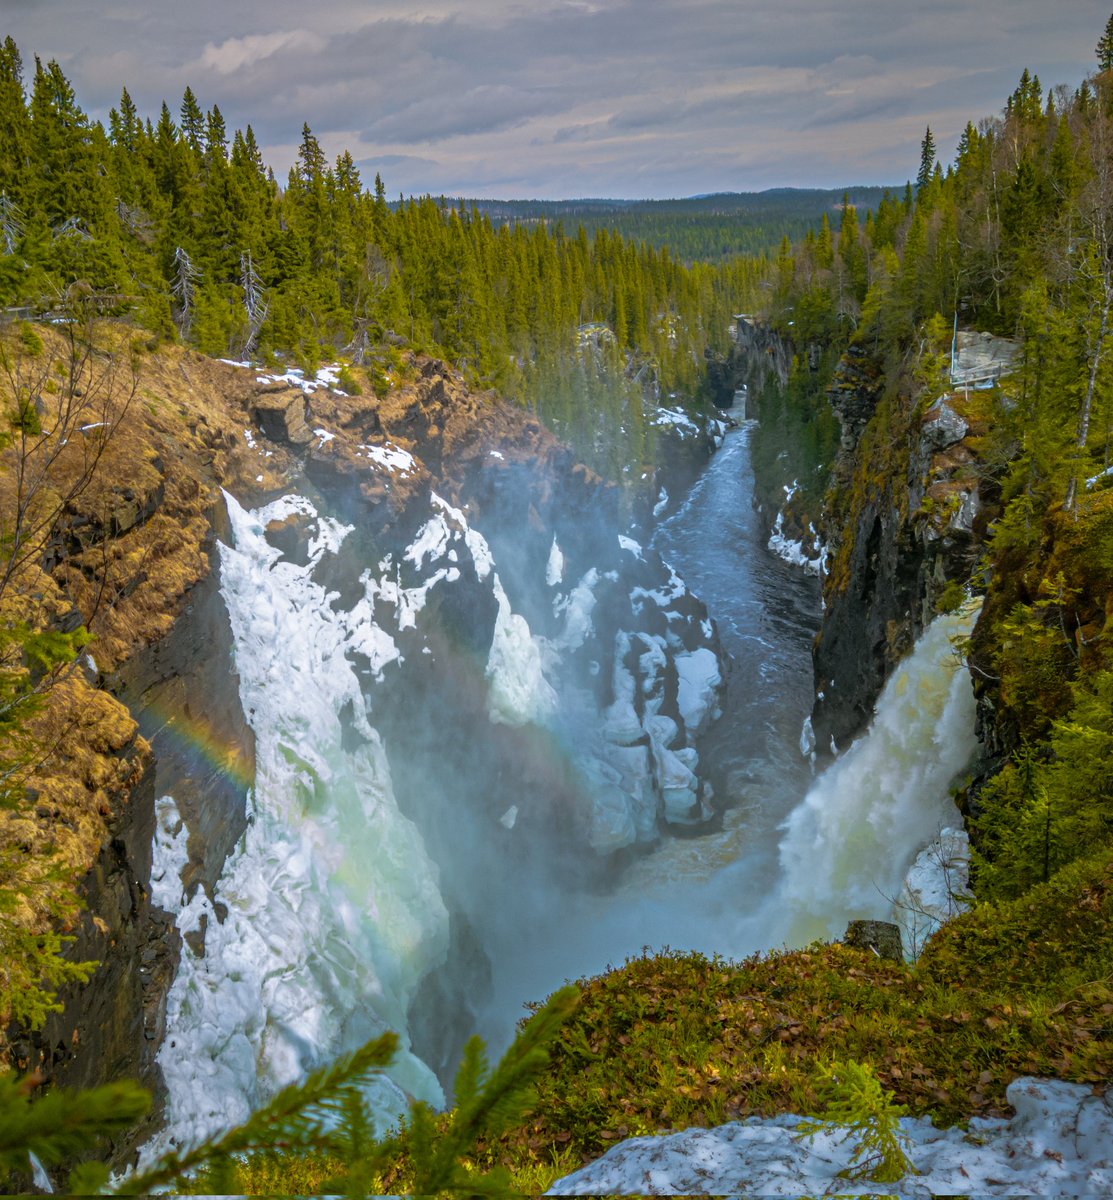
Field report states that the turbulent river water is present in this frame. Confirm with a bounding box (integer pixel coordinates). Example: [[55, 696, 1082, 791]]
[[146, 409, 979, 1155]]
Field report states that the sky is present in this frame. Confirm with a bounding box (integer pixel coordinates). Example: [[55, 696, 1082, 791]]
[[2, 0, 1111, 199]]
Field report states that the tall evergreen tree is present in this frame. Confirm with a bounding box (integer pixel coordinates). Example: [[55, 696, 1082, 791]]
[[1098, 13, 1113, 71], [916, 126, 936, 192]]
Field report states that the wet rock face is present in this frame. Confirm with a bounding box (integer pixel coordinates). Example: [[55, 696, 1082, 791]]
[[114, 508, 254, 899], [812, 500, 922, 750], [812, 346, 1003, 753]]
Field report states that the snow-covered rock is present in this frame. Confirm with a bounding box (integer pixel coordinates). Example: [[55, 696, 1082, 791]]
[[549, 1077, 1113, 1196], [894, 826, 971, 960]]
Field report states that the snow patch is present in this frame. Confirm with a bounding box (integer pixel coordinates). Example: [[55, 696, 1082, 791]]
[[549, 1076, 1113, 1196], [358, 442, 416, 477]]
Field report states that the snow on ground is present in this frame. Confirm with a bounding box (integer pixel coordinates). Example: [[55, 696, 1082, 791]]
[[220, 357, 350, 395], [549, 1077, 1113, 1196], [768, 521, 823, 575], [653, 406, 700, 436], [357, 441, 416, 477]]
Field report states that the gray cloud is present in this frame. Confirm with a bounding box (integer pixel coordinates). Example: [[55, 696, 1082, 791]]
[[364, 84, 555, 143], [2, 0, 1110, 197]]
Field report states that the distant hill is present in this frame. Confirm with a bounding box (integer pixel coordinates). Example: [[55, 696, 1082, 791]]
[[439, 188, 897, 263]]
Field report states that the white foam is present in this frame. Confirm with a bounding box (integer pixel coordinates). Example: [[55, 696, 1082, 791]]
[[775, 606, 979, 946]]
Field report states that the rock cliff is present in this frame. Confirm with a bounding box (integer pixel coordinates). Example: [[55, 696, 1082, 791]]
[[812, 354, 1000, 752]]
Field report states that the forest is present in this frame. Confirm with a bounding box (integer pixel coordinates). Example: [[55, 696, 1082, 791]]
[[451, 187, 892, 264], [0, 39, 772, 478]]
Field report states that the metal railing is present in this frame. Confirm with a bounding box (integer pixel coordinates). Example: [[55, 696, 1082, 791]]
[[949, 364, 1003, 388]]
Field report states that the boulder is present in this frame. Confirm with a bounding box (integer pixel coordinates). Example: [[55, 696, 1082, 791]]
[[253, 386, 312, 446], [922, 399, 969, 453]]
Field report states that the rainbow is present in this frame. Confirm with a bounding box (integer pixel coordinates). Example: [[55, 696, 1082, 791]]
[[144, 700, 255, 792]]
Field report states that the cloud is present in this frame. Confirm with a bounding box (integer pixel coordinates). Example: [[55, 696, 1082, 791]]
[[0, 0, 1109, 197], [196, 30, 327, 76], [365, 85, 554, 143]]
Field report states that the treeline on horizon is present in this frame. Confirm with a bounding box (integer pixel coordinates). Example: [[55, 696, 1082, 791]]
[[0, 36, 771, 476], [449, 187, 894, 264], [753, 29, 1113, 904]]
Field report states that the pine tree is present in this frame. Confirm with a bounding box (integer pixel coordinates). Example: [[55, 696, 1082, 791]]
[[179, 86, 204, 154]]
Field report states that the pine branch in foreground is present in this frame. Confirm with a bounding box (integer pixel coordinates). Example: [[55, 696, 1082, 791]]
[[112, 1031, 399, 1195], [0, 1072, 149, 1191]]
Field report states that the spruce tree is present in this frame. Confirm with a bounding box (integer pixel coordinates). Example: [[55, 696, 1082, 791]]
[[916, 126, 936, 193], [1098, 13, 1113, 71]]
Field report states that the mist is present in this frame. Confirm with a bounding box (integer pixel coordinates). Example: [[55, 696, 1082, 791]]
[[145, 413, 979, 1153]]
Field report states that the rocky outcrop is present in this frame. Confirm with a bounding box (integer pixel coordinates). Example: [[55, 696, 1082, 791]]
[[4, 684, 178, 1166], [827, 343, 885, 453], [843, 919, 903, 962]]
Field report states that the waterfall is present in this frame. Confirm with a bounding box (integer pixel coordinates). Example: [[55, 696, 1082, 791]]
[[772, 604, 980, 946], [146, 493, 449, 1155]]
